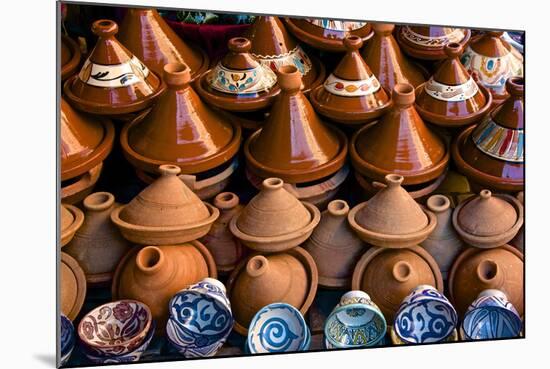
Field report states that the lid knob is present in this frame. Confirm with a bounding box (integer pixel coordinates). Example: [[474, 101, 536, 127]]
[[163, 63, 191, 87], [136, 246, 164, 274], [327, 200, 349, 217], [372, 23, 395, 35], [392, 83, 415, 106], [158, 164, 181, 177], [92, 19, 118, 38], [246, 255, 269, 277], [83, 192, 115, 212], [262, 177, 284, 191], [385, 174, 405, 188], [343, 35, 363, 51], [392, 261, 413, 282], [506, 77, 524, 96], [479, 189, 492, 201], [426, 195, 451, 214], [444, 42, 463, 58], [213, 192, 239, 210], [228, 37, 252, 53], [276, 65, 302, 92], [476, 259, 500, 284]]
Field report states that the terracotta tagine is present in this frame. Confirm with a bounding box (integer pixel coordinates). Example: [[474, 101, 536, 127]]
[[352, 246, 443, 321], [310, 35, 391, 126], [61, 252, 87, 321], [195, 37, 280, 113], [284, 18, 374, 52], [61, 163, 103, 205], [64, 19, 165, 116], [61, 204, 84, 248], [361, 23, 427, 92], [244, 16, 326, 94], [64, 192, 131, 286], [397, 26, 471, 60], [448, 245, 523, 317], [226, 247, 318, 335], [303, 200, 367, 288], [110, 164, 219, 245], [112, 242, 217, 332], [452, 189, 523, 249], [348, 174, 437, 248], [117, 8, 209, 79], [61, 34, 81, 81], [510, 191, 524, 252], [452, 77, 524, 193]]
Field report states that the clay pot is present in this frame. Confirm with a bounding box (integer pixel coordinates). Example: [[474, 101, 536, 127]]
[[61, 204, 84, 247], [111, 164, 219, 245], [351, 246, 443, 322], [63, 19, 165, 116], [361, 23, 427, 92], [61, 163, 102, 205], [61, 34, 81, 81], [397, 26, 471, 60], [195, 37, 280, 113], [229, 177, 320, 252], [117, 8, 209, 79], [112, 242, 217, 332], [452, 189, 523, 249], [245, 65, 348, 184], [452, 77, 524, 193], [448, 245, 523, 317], [310, 35, 391, 126], [226, 247, 318, 335], [348, 174, 437, 248], [510, 192, 524, 252], [61, 252, 87, 321], [303, 199, 366, 288], [64, 192, 131, 286]]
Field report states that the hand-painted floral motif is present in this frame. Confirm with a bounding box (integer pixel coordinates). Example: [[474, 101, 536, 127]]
[[472, 117, 524, 162], [400, 27, 466, 48], [306, 19, 366, 31], [78, 56, 150, 88], [252, 46, 312, 76], [324, 74, 381, 97], [424, 77, 479, 102], [208, 63, 277, 95]]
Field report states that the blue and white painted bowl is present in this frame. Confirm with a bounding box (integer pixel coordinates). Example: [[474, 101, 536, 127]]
[[60, 314, 75, 366], [324, 291, 387, 348], [247, 303, 310, 353], [166, 278, 234, 358], [393, 285, 458, 344], [461, 289, 522, 340]]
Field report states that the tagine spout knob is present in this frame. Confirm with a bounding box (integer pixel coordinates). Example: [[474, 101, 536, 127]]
[[163, 62, 191, 88], [92, 19, 119, 38]]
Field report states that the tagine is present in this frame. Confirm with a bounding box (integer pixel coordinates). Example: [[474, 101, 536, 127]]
[[61, 34, 81, 81], [397, 26, 471, 60]]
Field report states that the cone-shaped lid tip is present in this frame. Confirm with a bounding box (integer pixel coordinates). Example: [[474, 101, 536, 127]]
[[476, 259, 500, 284], [479, 189, 492, 201], [385, 173, 405, 187], [486, 31, 504, 38], [136, 246, 165, 275], [214, 192, 239, 210], [392, 83, 415, 106], [163, 62, 191, 87], [426, 194, 451, 213], [228, 37, 252, 53], [83, 192, 115, 212], [327, 199, 349, 217], [444, 42, 464, 58], [158, 164, 181, 176], [392, 260, 412, 283], [343, 35, 363, 51], [276, 65, 302, 92], [372, 22, 395, 35], [246, 255, 269, 277], [262, 177, 285, 191], [506, 77, 524, 96], [92, 19, 118, 37]]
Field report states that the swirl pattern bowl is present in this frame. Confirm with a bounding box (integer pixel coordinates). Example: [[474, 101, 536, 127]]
[[60, 314, 75, 366]]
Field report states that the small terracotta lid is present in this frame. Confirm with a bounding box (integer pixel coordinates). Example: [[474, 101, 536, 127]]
[[310, 35, 391, 125], [60, 204, 84, 247], [63, 19, 165, 116], [245, 65, 348, 183], [61, 34, 81, 81], [60, 252, 87, 321], [111, 164, 219, 245], [452, 189, 523, 248], [397, 26, 471, 60]]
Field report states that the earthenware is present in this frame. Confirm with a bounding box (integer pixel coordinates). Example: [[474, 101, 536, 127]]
[[60, 204, 84, 247], [452, 189, 523, 249], [111, 165, 219, 245], [247, 303, 310, 353], [61, 34, 81, 81], [461, 289, 522, 340], [167, 278, 233, 358], [310, 35, 391, 125], [390, 327, 458, 344], [61, 163, 102, 205], [227, 247, 318, 335], [64, 19, 165, 116], [348, 174, 437, 248], [303, 200, 366, 288], [60, 314, 75, 366], [61, 252, 87, 321], [352, 246, 443, 321], [64, 192, 131, 285], [324, 291, 387, 348], [510, 192, 524, 252], [397, 26, 471, 60], [393, 285, 458, 343]]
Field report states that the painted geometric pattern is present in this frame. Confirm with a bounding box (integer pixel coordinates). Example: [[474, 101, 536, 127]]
[[424, 77, 479, 102], [253, 46, 313, 76], [324, 74, 381, 97], [208, 64, 277, 94], [473, 118, 524, 162], [79, 56, 150, 88], [400, 27, 465, 48]]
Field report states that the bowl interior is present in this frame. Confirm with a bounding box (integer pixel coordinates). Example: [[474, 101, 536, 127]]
[[394, 299, 457, 343], [325, 304, 386, 347], [462, 306, 522, 339]]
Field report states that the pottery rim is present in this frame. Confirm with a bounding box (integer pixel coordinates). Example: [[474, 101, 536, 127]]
[[61, 163, 103, 205], [397, 27, 471, 60], [61, 252, 87, 321], [60, 204, 85, 247], [61, 34, 82, 81], [390, 327, 458, 344]]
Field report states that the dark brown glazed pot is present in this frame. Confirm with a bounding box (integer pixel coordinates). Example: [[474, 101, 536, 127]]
[[245, 65, 348, 183], [397, 26, 471, 60], [310, 35, 391, 126], [61, 252, 87, 321], [61, 34, 81, 81], [117, 8, 209, 80], [61, 163, 102, 205], [64, 19, 165, 116], [284, 18, 373, 52], [452, 77, 524, 192]]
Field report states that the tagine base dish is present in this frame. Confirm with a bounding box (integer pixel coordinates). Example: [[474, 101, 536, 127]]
[[61, 163, 103, 205]]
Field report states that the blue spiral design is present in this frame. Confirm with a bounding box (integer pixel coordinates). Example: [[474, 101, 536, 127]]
[[258, 317, 299, 352]]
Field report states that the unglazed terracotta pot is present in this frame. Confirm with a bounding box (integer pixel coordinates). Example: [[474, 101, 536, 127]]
[[63, 19, 165, 116], [397, 26, 471, 60], [303, 200, 366, 288], [64, 192, 131, 286], [61, 163, 102, 205], [310, 35, 391, 126], [226, 247, 318, 335], [61, 252, 87, 321], [510, 191, 524, 252], [61, 204, 84, 247], [61, 34, 81, 81]]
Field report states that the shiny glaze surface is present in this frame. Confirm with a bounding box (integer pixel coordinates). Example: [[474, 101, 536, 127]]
[[397, 26, 470, 60], [61, 34, 81, 81]]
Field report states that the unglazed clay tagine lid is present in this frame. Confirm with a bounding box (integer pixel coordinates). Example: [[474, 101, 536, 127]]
[[60, 204, 84, 247], [61, 252, 87, 321], [348, 174, 437, 248], [310, 35, 391, 125], [452, 190, 523, 248], [284, 18, 374, 52], [397, 26, 471, 60], [61, 34, 81, 81], [63, 19, 165, 116], [245, 65, 348, 183], [120, 63, 242, 176], [111, 164, 219, 245]]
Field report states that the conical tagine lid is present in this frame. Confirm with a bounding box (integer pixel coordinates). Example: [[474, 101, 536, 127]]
[[397, 26, 470, 60], [63, 19, 165, 115]]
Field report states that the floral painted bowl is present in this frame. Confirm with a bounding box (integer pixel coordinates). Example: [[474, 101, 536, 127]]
[[166, 278, 234, 358], [78, 300, 152, 357], [393, 285, 458, 344], [247, 303, 310, 353], [60, 314, 75, 366]]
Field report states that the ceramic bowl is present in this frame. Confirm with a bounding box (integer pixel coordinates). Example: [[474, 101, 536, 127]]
[[393, 285, 458, 344], [461, 289, 522, 340], [60, 314, 75, 366], [324, 291, 387, 348], [78, 300, 152, 356], [166, 278, 234, 358], [247, 303, 310, 353]]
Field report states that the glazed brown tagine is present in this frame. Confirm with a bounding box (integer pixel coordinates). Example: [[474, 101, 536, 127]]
[[397, 26, 471, 60], [195, 37, 280, 113], [310, 35, 391, 126], [117, 8, 209, 79], [60, 203, 84, 247], [61, 34, 81, 81], [244, 16, 325, 94], [226, 247, 318, 335], [64, 19, 165, 116], [452, 77, 524, 193], [61, 252, 87, 321], [415, 43, 492, 128], [350, 83, 449, 198], [361, 23, 427, 92], [284, 18, 373, 52]]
